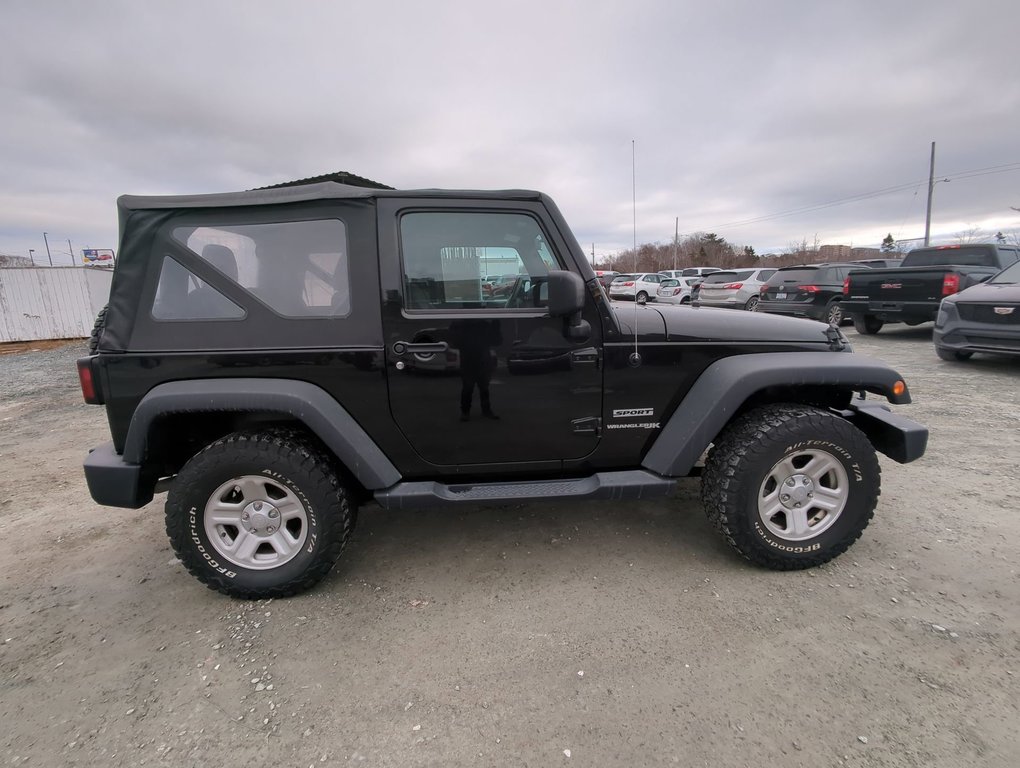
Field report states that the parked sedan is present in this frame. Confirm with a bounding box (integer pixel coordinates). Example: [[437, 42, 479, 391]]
[[933, 259, 1020, 360], [693, 268, 776, 311], [608, 273, 663, 302], [757, 263, 868, 325], [656, 277, 699, 304]]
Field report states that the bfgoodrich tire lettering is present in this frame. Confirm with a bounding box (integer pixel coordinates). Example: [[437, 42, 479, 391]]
[[166, 431, 356, 598], [701, 404, 880, 570]]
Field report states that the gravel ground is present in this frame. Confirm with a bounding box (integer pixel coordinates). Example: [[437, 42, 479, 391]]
[[0, 328, 1018, 768]]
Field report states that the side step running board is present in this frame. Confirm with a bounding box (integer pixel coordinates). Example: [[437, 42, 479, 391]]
[[374, 470, 675, 510]]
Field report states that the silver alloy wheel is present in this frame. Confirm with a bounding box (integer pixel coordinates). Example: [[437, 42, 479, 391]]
[[204, 474, 309, 570], [757, 448, 849, 541], [827, 303, 843, 325]]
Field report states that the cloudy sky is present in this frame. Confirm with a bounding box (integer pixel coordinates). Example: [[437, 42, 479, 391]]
[[2, 0, 1018, 265]]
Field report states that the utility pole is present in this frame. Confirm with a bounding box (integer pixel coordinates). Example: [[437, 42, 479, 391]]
[[924, 141, 936, 246], [673, 217, 679, 271], [29, 249, 36, 265], [43, 232, 53, 266], [591, 242, 596, 269], [68, 239, 76, 266]]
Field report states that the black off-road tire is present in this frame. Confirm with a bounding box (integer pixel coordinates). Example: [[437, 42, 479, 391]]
[[87, 304, 108, 354], [701, 403, 880, 570], [935, 345, 973, 362], [165, 430, 356, 598], [853, 314, 883, 335]]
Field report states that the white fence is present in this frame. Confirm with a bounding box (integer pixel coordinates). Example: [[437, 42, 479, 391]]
[[0, 267, 112, 343]]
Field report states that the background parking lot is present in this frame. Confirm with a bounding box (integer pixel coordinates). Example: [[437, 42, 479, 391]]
[[1, 327, 1018, 767]]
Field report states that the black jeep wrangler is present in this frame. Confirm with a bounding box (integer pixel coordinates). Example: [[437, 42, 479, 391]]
[[78, 182, 928, 598]]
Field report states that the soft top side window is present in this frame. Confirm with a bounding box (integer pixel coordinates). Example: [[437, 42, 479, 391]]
[[169, 219, 349, 318]]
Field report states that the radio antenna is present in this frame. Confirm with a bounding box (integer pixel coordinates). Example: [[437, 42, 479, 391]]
[[630, 139, 641, 367]]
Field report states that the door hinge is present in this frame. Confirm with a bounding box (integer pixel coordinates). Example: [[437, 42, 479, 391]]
[[571, 416, 601, 436]]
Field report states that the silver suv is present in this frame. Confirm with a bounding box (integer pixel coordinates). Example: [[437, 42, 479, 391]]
[[694, 268, 777, 311]]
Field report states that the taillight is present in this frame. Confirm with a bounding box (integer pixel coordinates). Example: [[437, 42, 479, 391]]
[[672, 288, 681, 295], [723, 282, 744, 289], [798, 285, 820, 293], [76, 357, 103, 404], [942, 274, 960, 296], [622, 281, 634, 286], [759, 285, 768, 294], [842, 277, 850, 295]]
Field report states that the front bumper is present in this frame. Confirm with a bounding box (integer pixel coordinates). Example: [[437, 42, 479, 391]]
[[934, 303, 1020, 356], [84, 442, 156, 509], [841, 402, 928, 464]]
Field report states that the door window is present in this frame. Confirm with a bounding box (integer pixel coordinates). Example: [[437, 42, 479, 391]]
[[399, 211, 561, 311]]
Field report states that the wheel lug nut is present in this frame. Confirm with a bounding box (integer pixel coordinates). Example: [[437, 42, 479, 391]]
[[781, 494, 790, 502], [269, 509, 279, 519], [241, 512, 249, 521], [785, 478, 795, 486], [254, 501, 263, 511], [267, 525, 276, 533]]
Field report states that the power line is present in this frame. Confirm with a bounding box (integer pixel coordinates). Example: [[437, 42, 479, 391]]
[[704, 162, 1020, 230]]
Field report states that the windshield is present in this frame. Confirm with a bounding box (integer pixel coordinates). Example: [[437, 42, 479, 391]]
[[703, 270, 754, 284], [990, 260, 1020, 284], [768, 267, 820, 285]]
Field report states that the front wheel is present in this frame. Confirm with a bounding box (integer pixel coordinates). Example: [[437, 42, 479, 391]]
[[165, 431, 356, 598], [702, 404, 880, 570]]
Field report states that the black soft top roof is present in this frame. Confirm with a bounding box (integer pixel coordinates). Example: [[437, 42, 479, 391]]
[[118, 182, 544, 212]]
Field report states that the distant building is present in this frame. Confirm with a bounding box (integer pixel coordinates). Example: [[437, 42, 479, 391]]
[[818, 245, 884, 262]]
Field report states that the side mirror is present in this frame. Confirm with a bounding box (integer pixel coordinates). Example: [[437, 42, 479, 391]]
[[546, 270, 585, 317], [962, 273, 992, 289]]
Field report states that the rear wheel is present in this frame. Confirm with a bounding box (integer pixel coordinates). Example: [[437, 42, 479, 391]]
[[824, 300, 843, 326], [935, 345, 973, 361], [745, 296, 760, 311], [702, 404, 880, 570], [636, 290, 649, 304], [165, 430, 356, 598], [87, 304, 108, 354], [853, 315, 884, 335]]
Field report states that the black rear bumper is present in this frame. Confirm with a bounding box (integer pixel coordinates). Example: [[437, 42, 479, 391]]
[[84, 442, 155, 509]]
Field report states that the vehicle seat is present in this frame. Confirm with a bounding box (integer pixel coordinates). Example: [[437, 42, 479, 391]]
[[186, 245, 241, 318]]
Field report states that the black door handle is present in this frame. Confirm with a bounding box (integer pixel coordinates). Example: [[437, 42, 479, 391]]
[[393, 341, 448, 355]]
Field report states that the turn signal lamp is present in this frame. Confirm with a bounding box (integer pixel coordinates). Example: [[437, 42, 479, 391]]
[[892, 380, 906, 397]]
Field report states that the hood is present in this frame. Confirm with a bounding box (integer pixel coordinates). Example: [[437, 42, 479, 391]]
[[946, 281, 1020, 304], [612, 303, 834, 344]]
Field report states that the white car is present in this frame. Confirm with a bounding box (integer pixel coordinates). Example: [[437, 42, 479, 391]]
[[660, 267, 723, 280], [609, 273, 663, 302], [656, 277, 699, 304]]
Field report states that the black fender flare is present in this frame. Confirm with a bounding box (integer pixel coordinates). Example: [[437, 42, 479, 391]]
[[123, 378, 401, 490], [641, 352, 912, 477]]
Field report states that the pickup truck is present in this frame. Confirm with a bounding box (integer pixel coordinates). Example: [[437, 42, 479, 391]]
[[842, 244, 1020, 334], [78, 181, 928, 598]]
